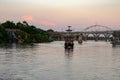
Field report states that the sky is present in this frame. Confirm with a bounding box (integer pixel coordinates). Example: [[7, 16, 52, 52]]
[[0, 0, 120, 31]]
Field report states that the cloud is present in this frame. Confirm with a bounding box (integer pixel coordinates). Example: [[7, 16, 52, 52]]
[[22, 15, 57, 27], [22, 15, 34, 21], [40, 20, 57, 27]]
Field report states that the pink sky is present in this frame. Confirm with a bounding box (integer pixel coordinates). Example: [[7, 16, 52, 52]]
[[0, 0, 120, 31]]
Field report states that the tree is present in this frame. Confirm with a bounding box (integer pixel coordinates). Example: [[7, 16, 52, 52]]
[[0, 25, 9, 43], [1, 21, 16, 29], [23, 21, 29, 26], [47, 29, 54, 32], [0, 20, 50, 43]]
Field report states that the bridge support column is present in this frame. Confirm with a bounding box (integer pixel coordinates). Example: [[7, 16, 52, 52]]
[[61, 35, 64, 41], [94, 34, 99, 41], [104, 34, 109, 42], [82, 33, 87, 41], [95, 37, 98, 41]]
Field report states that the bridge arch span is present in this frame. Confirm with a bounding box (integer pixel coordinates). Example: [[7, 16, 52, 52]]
[[84, 25, 112, 32]]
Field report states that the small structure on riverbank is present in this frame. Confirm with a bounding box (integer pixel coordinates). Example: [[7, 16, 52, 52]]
[[78, 33, 83, 44], [111, 31, 120, 47]]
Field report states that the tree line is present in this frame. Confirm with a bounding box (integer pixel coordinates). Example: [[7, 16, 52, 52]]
[[0, 21, 50, 43]]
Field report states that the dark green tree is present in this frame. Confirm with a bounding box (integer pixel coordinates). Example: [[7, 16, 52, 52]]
[[0, 20, 50, 43]]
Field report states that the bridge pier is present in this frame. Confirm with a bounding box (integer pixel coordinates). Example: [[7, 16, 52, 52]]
[[60, 35, 64, 41]]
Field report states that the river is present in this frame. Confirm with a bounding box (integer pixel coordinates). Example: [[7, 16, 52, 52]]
[[0, 41, 120, 80]]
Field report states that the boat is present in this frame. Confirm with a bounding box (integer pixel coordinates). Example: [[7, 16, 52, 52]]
[[64, 39, 74, 49], [64, 26, 74, 49]]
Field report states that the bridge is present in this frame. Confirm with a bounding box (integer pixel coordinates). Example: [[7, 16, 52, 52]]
[[5, 25, 120, 42], [48, 25, 118, 41]]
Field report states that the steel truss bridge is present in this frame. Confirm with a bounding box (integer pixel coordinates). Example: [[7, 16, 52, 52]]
[[48, 25, 119, 41]]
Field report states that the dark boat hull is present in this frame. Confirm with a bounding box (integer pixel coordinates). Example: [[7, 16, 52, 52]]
[[64, 45, 74, 49]]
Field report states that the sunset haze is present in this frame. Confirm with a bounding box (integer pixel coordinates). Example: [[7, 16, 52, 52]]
[[0, 0, 120, 31]]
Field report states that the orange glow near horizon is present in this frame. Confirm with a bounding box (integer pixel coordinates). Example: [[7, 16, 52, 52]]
[[22, 15, 57, 27], [40, 21, 57, 27], [22, 16, 33, 21]]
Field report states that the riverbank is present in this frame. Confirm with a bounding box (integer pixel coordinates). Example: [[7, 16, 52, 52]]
[[0, 21, 50, 44]]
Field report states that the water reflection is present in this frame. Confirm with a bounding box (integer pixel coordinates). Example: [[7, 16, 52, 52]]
[[0, 41, 120, 80], [112, 47, 120, 69], [64, 49, 73, 59], [0, 43, 37, 80]]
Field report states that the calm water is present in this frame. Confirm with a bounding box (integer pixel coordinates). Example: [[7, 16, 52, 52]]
[[0, 41, 120, 80]]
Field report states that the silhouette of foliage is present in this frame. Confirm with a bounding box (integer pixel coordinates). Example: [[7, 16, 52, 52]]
[[0, 21, 50, 43], [0, 25, 9, 43]]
